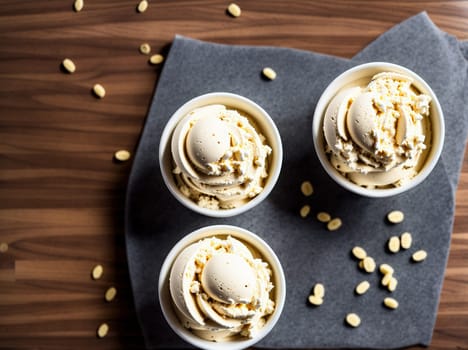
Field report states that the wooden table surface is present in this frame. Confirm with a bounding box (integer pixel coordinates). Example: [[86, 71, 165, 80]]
[[1, 1, 467, 349]]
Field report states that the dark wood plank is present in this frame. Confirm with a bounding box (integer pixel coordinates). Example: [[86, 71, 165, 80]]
[[1, 1, 467, 349]]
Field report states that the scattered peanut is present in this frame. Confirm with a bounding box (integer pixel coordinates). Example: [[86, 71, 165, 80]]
[[381, 273, 392, 287], [308, 283, 325, 306], [412, 250, 427, 262], [0, 242, 8, 253], [139, 43, 151, 55], [74, 0, 84, 12], [362, 256, 376, 273], [262, 67, 277, 80], [327, 218, 342, 231], [345, 313, 361, 327], [300, 205, 311, 218], [400, 232, 412, 249], [114, 150, 131, 162], [137, 0, 148, 13], [97, 323, 109, 338], [379, 263, 397, 292], [316, 212, 331, 223], [92, 264, 104, 280], [314, 283, 325, 298], [379, 264, 394, 275], [62, 58, 76, 73], [387, 210, 404, 224], [105, 287, 117, 302], [388, 236, 400, 253], [352, 246, 367, 260], [308, 294, 323, 306], [93, 84, 106, 98], [383, 297, 399, 309], [300, 181, 314, 196], [388, 277, 398, 292], [227, 3, 241, 17], [355, 281, 370, 295], [149, 54, 164, 65]]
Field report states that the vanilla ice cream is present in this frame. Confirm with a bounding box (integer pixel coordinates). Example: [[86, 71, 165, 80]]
[[323, 72, 432, 188], [171, 104, 272, 209], [169, 235, 275, 342]]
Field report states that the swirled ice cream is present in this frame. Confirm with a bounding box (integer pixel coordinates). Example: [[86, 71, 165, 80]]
[[171, 104, 272, 209], [169, 235, 275, 342], [323, 72, 432, 188]]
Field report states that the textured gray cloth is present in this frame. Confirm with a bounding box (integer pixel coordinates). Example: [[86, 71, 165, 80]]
[[125, 12, 468, 349]]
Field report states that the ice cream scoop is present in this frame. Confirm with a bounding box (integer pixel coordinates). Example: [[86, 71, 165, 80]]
[[169, 241, 205, 326], [171, 104, 228, 179], [170, 104, 272, 209], [322, 71, 431, 188], [186, 114, 231, 174], [323, 86, 361, 154], [346, 92, 378, 153], [201, 253, 256, 304], [168, 235, 275, 341]]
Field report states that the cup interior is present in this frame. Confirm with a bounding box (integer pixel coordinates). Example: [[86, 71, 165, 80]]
[[312, 62, 445, 197], [158, 225, 286, 350], [159, 92, 283, 217]]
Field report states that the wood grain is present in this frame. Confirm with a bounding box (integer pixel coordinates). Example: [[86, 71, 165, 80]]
[[0, 1, 467, 349]]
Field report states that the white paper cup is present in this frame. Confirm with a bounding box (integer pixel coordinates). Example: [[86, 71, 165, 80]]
[[312, 62, 445, 197], [159, 92, 283, 217], [158, 225, 286, 350]]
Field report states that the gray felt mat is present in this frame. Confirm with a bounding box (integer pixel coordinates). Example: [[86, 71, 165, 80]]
[[125, 12, 468, 349]]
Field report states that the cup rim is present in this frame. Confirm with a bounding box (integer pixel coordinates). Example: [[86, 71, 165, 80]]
[[159, 92, 283, 217], [158, 224, 286, 350], [312, 62, 445, 197]]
